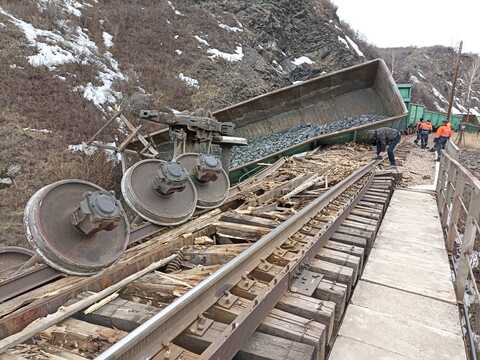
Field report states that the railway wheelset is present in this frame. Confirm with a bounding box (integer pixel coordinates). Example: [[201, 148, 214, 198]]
[[0, 110, 246, 276]]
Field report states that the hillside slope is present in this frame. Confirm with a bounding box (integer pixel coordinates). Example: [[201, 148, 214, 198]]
[[377, 46, 480, 116], [0, 0, 370, 247], [2, 1, 477, 248]]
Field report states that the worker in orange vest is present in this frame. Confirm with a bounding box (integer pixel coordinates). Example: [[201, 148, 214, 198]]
[[435, 120, 453, 161], [419, 120, 433, 149], [414, 118, 424, 145]]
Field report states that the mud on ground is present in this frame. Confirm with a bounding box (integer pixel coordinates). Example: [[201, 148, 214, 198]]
[[397, 136, 436, 187]]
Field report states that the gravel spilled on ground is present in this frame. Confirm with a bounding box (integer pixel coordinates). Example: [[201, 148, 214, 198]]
[[460, 149, 480, 179], [231, 114, 387, 167]]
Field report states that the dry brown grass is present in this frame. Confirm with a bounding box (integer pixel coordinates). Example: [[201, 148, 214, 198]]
[[0, 6, 121, 246], [456, 132, 480, 150], [0, 133, 120, 247]]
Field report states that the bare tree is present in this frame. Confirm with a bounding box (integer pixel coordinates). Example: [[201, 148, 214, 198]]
[[390, 50, 396, 79], [464, 56, 480, 120]]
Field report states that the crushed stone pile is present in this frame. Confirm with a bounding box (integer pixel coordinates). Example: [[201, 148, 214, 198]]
[[231, 114, 386, 167]]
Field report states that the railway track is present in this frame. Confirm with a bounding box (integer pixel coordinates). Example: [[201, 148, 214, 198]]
[[0, 144, 398, 360]]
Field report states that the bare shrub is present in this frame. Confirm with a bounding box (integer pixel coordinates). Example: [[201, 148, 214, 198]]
[[314, 0, 338, 18], [43, 151, 118, 190], [0, 145, 121, 247]]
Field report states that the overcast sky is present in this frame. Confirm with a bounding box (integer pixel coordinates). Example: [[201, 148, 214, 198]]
[[332, 0, 480, 54]]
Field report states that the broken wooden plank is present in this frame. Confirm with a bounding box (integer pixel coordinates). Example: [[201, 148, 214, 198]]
[[0, 209, 221, 339], [0, 256, 177, 352], [183, 244, 250, 266], [38, 318, 126, 356], [220, 212, 279, 229], [214, 222, 270, 242], [122, 265, 220, 305], [256, 174, 312, 204], [280, 174, 324, 202], [1, 345, 89, 360]]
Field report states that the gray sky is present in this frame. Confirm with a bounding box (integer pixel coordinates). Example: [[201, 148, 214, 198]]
[[332, 0, 480, 54]]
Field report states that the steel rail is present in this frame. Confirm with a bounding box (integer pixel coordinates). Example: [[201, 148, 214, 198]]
[[96, 159, 378, 360]]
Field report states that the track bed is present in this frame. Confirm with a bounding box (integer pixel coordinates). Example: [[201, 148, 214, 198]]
[[0, 145, 401, 360]]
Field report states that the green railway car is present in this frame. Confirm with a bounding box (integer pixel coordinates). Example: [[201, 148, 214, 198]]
[[406, 103, 461, 130]]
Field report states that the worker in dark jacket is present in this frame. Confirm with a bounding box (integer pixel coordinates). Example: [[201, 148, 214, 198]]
[[367, 127, 401, 166]]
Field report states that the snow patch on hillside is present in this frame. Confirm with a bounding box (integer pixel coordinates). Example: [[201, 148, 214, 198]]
[[0, 5, 125, 108], [208, 46, 244, 62], [103, 32, 113, 48], [219, 23, 243, 32], [410, 75, 420, 84], [194, 35, 209, 47], [338, 36, 349, 49], [178, 73, 199, 88], [345, 35, 364, 57], [292, 56, 314, 66], [432, 86, 447, 103], [23, 127, 52, 134], [167, 1, 184, 16], [38, 0, 83, 17]]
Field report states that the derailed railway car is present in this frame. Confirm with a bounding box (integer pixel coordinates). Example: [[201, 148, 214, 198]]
[[213, 59, 408, 183]]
